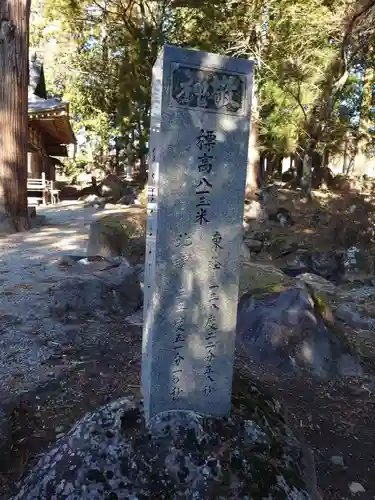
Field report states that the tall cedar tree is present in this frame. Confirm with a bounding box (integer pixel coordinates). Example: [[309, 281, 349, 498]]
[[0, 0, 31, 230]]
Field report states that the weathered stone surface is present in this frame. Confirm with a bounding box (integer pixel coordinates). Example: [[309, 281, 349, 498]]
[[239, 262, 294, 298], [236, 285, 362, 378], [12, 374, 319, 500], [82, 194, 107, 208], [78, 184, 101, 199], [98, 174, 127, 202], [259, 184, 279, 204], [143, 45, 253, 422], [49, 256, 142, 319], [244, 238, 263, 252], [282, 250, 345, 283], [296, 273, 337, 298], [243, 200, 267, 222], [87, 209, 146, 264], [336, 287, 375, 331], [118, 192, 137, 206]]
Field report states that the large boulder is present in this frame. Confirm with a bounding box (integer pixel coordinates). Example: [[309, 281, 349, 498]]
[[295, 273, 337, 299], [78, 184, 101, 199], [239, 261, 294, 298], [98, 174, 129, 202], [87, 208, 146, 264], [49, 256, 142, 319], [282, 249, 345, 283], [11, 373, 320, 500], [236, 284, 362, 379], [336, 286, 375, 331], [58, 184, 79, 201]]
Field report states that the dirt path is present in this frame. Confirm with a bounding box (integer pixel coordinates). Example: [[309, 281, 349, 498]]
[[1, 201, 375, 499], [0, 201, 131, 264], [246, 363, 375, 500], [0, 323, 143, 499], [2, 340, 374, 499], [0, 201, 142, 499]]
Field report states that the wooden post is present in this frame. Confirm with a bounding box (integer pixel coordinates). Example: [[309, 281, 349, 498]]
[[41, 171, 46, 205], [29, 151, 44, 177], [0, 0, 31, 230]]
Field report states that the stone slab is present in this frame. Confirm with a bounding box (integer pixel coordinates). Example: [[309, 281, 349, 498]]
[[142, 44, 254, 423]]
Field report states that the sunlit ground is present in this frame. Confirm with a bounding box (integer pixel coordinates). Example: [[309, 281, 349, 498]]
[[0, 200, 132, 262]]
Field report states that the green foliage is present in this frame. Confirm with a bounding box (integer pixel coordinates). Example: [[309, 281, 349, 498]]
[[30, 0, 375, 175], [57, 158, 88, 180]]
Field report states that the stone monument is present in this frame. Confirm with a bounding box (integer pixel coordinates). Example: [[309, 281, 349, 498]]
[[142, 44, 254, 423]]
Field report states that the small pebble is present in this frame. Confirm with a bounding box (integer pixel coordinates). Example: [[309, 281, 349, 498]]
[[330, 455, 345, 467], [349, 482, 365, 494], [56, 433, 65, 440], [55, 425, 64, 433]]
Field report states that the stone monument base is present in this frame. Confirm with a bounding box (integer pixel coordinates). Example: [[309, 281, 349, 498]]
[[12, 374, 320, 500]]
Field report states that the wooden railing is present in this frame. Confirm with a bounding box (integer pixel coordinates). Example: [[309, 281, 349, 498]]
[[27, 173, 60, 206]]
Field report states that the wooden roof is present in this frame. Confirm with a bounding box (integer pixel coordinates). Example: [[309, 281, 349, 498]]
[[28, 98, 76, 156], [28, 54, 76, 157]]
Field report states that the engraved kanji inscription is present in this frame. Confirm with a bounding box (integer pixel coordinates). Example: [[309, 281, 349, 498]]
[[171, 65, 245, 113]]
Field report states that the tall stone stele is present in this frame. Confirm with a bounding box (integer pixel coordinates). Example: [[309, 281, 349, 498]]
[[142, 44, 254, 424]]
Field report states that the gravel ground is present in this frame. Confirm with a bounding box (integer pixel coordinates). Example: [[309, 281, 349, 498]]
[[0, 201, 133, 401]]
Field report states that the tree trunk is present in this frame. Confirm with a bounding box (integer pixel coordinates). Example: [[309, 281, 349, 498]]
[[246, 90, 260, 194], [246, 118, 260, 190], [299, 0, 375, 180], [0, 0, 31, 231]]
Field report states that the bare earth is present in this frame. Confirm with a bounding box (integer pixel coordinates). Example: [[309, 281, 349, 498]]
[[0, 201, 374, 499]]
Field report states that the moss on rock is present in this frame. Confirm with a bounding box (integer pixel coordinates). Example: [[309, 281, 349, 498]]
[[12, 373, 317, 500], [87, 208, 146, 264], [239, 262, 294, 298]]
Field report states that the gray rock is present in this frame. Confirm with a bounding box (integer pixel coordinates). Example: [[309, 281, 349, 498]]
[[236, 286, 362, 378], [87, 209, 146, 263], [244, 238, 263, 252], [349, 482, 365, 494], [98, 174, 126, 202], [283, 250, 344, 283], [243, 200, 267, 222], [259, 184, 279, 204], [336, 287, 375, 331], [87, 219, 128, 259], [83, 195, 107, 208], [49, 257, 142, 319], [296, 273, 337, 298], [330, 455, 345, 467], [118, 192, 137, 206], [336, 303, 375, 331], [11, 374, 319, 500]]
